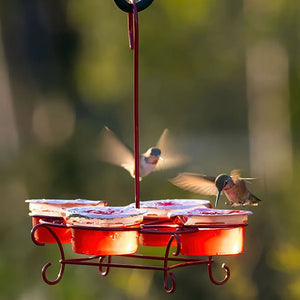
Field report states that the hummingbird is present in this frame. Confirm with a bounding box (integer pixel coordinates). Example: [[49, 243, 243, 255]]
[[98, 127, 188, 180], [170, 169, 261, 207]]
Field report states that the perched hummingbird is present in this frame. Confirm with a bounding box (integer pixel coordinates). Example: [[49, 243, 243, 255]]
[[170, 169, 261, 207], [98, 127, 188, 180]]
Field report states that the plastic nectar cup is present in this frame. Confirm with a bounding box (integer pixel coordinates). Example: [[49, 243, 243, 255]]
[[70, 225, 140, 255], [32, 216, 71, 244], [179, 227, 245, 256]]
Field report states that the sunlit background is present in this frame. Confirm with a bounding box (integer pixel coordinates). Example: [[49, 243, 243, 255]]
[[0, 0, 300, 299]]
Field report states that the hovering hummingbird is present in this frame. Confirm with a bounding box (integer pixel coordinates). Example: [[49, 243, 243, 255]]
[[170, 169, 261, 207], [98, 127, 188, 180]]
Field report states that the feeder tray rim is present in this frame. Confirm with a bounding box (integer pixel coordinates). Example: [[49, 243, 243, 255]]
[[29, 214, 64, 219], [37, 219, 248, 232]]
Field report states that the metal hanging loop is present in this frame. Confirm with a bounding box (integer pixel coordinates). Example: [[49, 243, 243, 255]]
[[114, 0, 153, 13]]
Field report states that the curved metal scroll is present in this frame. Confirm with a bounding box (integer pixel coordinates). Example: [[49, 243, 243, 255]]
[[163, 233, 181, 294], [207, 258, 230, 285], [98, 256, 111, 276], [31, 224, 66, 285], [114, 0, 153, 13]]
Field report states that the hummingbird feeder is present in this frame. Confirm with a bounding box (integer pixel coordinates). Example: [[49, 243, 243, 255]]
[[27, 0, 254, 294]]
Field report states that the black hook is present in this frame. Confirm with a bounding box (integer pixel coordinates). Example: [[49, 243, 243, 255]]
[[114, 0, 154, 13]]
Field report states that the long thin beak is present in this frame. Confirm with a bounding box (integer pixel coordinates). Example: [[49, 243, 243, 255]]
[[215, 191, 221, 207]]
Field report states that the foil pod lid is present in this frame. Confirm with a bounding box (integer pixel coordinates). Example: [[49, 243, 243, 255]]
[[64, 206, 147, 228], [26, 199, 107, 217], [128, 199, 211, 218], [168, 208, 253, 225]]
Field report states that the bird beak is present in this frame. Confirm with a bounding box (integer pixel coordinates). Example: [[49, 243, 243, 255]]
[[215, 190, 221, 207], [158, 155, 163, 161]]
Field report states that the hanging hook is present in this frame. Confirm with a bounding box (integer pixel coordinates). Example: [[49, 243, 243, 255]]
[[114, 0, 154, 13]]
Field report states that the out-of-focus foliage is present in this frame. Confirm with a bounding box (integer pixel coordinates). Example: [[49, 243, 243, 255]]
[[0, 0, 299, 299]]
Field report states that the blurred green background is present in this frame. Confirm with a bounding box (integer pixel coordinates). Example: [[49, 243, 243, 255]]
[[0, 0, 300, 299]]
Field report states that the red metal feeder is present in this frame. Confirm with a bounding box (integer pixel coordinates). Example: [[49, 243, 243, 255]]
[[169, 208, 253, 256], [131, 199, 211, 246], [64, 206, 146, 255], [27, 0, 257, 293], [26, 199, 106, 243]]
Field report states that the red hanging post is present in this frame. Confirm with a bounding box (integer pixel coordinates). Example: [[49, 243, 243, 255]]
[[128, 0, 140, 208]]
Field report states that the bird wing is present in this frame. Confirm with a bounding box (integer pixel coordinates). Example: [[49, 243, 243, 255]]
[[230, 169, 242, 184], [98, 127, 134, 176], [155, 129, 189, 171], [170, 172, 218, 195], [230, 169, 256, 184]]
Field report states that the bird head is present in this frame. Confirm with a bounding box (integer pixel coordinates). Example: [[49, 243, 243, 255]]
[[150, 147, 163, 159], [144, 147, 163, 164], [214, 174, 234, 207]]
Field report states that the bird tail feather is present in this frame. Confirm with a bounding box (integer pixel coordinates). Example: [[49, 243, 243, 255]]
[[247, 193, 261, 206]]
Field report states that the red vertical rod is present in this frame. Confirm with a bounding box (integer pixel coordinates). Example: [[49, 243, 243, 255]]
[[129, 0, 140, 208]]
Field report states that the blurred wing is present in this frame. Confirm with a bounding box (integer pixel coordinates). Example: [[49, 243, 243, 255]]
[[230, 169, 242, 184], [155, 129, 189, 171], [230, 169, 256, 184], [170, 173, 218, 195], [98, 127, 134, 176]]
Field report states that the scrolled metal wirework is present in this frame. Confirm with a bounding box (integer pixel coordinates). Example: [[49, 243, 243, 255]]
[[31, 223, 66, 285], [207, 257, 230, 285], [31, 223, 46, 247], [171, 233, 181, 257], [42, 262, 65, 285], [164, 270, 177, 294], [98, 256, 111, 276], [162, 233, 181, 293]]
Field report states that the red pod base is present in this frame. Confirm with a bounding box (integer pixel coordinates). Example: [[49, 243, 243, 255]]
[[139, 218, 177, 247], [32, 216, 71, 244], [179, 227, 245, 256], [70, 227, 140, 255], [139, 230, 177, 247]]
